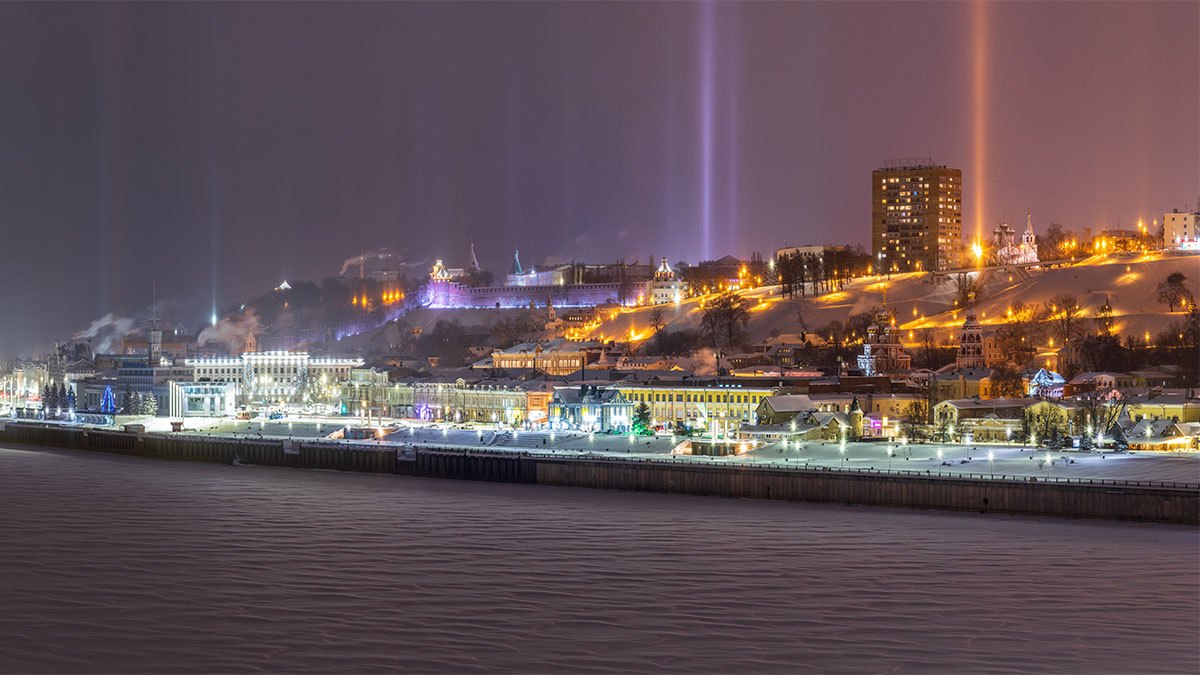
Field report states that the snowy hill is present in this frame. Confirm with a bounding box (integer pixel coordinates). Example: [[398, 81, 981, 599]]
[[574, 252, 1200, 347]]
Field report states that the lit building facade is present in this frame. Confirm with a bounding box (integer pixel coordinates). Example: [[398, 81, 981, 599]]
[[1163, 209, 1199, 250], [857, 317, 912, 376], [872, 159, 963, 272], [491, 340, 595, 376], [187, 351, 362, 406], [991, 213, 1039, 265], [617, 382, 772, 437], [340, 368, 392, 417], [650, 258, 686, 305], [168, 381, 238, 418], [548, 386, 632, 433], [955, 298, 986, 370], [408, 379, 551, 426], [1, 361, 50, 407], [74, 362, 195, 415]]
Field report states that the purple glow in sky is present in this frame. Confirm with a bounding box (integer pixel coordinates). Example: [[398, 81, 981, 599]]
[[0, 1, 1195, 353]]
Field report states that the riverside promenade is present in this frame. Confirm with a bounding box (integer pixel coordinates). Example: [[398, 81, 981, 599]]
[[3, 421, 1196, 524]]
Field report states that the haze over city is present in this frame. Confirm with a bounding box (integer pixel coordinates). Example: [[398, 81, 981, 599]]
[[0, 1, 1196, 354], [3, 2, 1200, 674]]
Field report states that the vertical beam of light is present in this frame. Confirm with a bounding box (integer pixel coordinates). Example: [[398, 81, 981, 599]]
[[207, 35, 222, 328], [722, 5, 740, 259], [971, 0, 989, 246], [662, 14, 680, 262], [92, 7, 122, 319], [698, 1, 716, 261], [208, 113, 220, 328]]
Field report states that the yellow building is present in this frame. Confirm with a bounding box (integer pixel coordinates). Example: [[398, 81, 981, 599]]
[[1126, 391, 1200, 423], [617, 382, 775, 438], [933, 368, 1025, 401]]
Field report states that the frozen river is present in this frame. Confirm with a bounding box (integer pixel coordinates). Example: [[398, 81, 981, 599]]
[[1, 444, 1196, 673]]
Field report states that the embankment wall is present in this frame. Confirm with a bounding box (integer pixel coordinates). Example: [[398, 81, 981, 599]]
[[2, 422, 1194, 524]]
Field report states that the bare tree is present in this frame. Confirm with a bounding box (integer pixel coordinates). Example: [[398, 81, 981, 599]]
[[917, 327, 938, 369], [1073, 391, 1125, 438], [954, 273, 982, 308], [990, 362, 1026, 398], [901, 400, 929, 440], [996, 300, 1046, 364], [1023, 405, 1068, 443], [1156, 272, 1195, 312], [1045, 293, 1084, 344], [648, 306, 667, 354], [701, 292, 751, 349]]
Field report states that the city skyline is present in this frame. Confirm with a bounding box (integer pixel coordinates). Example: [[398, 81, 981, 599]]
[[0, 2, 1196, 354], [0, 5, 1197, 671]]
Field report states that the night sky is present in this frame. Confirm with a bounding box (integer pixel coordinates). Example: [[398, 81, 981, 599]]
[[0, 1, 1195, 355]]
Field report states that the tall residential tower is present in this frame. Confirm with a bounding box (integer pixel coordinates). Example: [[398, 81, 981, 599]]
[[872, 159, 963, 272]]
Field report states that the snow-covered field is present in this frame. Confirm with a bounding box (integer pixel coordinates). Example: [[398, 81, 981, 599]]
[[734, 439, 1199, 484], [377, 426, 1199, 485], [571, 252, 1200, 346], [28, 416, 1199, 484]]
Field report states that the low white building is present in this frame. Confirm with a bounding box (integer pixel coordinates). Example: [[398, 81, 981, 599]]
[[168, 381, 239, 417]]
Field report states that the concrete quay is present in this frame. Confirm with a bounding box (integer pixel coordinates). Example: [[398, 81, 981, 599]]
[[2, 421, 1195, 525]]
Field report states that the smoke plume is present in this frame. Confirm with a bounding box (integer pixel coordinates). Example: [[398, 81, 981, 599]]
[[198, 310, 262, 352], [73, 313, 136, 354]]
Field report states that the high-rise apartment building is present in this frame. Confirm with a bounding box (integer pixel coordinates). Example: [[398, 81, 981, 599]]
[[1163, 208, 1199, 250], [872, 159, 963, 272]]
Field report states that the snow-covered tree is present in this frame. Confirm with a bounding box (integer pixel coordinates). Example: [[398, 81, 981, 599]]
[[1046, 428, 1065, 450], [141, 393, 158, 416], [130, 391, 142, 415], [1110, 424, 1130, 452]]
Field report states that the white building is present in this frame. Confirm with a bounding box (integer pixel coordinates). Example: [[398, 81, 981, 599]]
[[168, 381, 239, 417], [775, 245, 846, 261], [74, 362, 194, 415], [649, 258, 685, 305], [1163, 209, 1199, 250], [991, 213, 1038, 265], [186, 351, 362, 406]]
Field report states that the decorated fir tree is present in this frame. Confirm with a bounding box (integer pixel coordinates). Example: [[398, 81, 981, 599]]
[[100, 386, 116, 414], [633, 402, 653, 436]]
